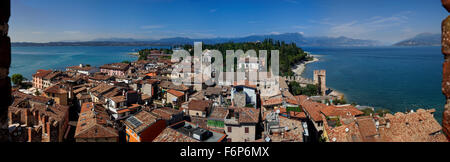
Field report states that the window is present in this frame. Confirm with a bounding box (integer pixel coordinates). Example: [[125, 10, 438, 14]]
[[227, 127, 232, 133], [245, 127, 249, 133]]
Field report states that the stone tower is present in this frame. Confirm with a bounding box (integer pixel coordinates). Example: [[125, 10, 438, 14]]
[[0, 0, 11, 142], [313, 70, 326, 96], [441, 0, 450, 141]]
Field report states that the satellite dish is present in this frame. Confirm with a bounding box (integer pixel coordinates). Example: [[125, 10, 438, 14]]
[[265, 137, 271, 142], [345, 128, 349, 132], [276, 109, 280, 114], [332, 137, 336, 142]]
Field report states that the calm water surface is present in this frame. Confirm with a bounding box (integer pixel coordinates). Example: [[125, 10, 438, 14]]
[[302, 46, 445, 122]]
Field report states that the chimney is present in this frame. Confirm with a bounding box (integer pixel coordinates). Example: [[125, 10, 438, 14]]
[[8, 111, 12, 125], [37, 113, 41, 125], [33, 111, 38, 124], [24, 110, 29, 126], [46, 122, 51, 139], [27, 127, 32, 142]]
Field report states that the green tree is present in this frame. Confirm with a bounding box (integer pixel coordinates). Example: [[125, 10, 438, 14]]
[[376, 108, 391, 117], [182, 38, 308, 76], [361, 108, 374, 116], [333, 95, 347, 105], [35, 90, 41, 96], [288, 81, 302, 95], [302, 84, 319, 96], [288, 82, 319, 96], [11, 74, 24, 86], [122, 60, 131, 64]]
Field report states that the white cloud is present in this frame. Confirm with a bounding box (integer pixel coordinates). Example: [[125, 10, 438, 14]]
[[320, 12, 410, 39], [31, 31, 44, 34], [63, 30, 81, 34], [140, 25, 164, 29], [269, 32, 280, 35]]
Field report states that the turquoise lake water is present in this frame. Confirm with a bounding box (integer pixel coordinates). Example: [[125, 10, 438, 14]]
[[10, 46, 446, 122], [10, 46, 168, 79], [302, 46, 445, 123]]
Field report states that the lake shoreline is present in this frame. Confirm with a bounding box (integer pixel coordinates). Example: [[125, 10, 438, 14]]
[[291, 53, 320, 76]]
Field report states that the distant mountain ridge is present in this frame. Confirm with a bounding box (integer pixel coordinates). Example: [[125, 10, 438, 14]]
[[393, 33, 440, 46], [12, 32, 382, 47]]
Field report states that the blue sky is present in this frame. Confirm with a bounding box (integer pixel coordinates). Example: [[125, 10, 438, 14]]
[[10, 0, 448, 43]]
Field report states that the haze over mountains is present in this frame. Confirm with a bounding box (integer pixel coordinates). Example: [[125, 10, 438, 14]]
[[12, 33, 383, 47], [12, 32, 440, 47], [393, 33, 440, 46]]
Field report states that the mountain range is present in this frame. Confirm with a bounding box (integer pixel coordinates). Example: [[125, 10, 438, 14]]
[[12, 32, 440, 47], [393, 33, 440, 46], [12, 33, 383, 47]]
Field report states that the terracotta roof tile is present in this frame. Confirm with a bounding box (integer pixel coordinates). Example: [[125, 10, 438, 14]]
[[167, 89, 184, 97], [75, 102, 118, 139], [188, 100, 212, 111], [100, 63, 129, 71], [44, 84, 68, 94], [151, 107, 182, 120], [124, 111, 161, 134], [153, 127, 198, 142], [32, 69, 52, 78]]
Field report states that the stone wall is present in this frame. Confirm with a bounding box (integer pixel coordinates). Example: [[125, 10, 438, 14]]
[[442, 0, 450, 140], [0, 0, 12, 142]]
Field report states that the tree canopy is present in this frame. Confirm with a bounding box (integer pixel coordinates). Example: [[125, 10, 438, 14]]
[[11, 74, 24, 86], [288, 82, 319, 96], [181, 39, 308, 76]]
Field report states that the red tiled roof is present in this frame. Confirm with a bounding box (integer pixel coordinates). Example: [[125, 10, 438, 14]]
[[167, 89, 184, 97], [153, 127, 198, 142], [325, 116, 364, 142], [44, 84, 68, 94], [274, 107, 307, 119], [324, 109, 448, 142], [100, 63, 129, 71], [66, 65, 94, 71], [43, 71, 62, 80], [188, 100, 212, 111], [32, 69, 52, 78], [355, 116, 379, 141], [227, 107, 260, 124], [321, 105, 364, 117], [151, 107, 182, 120], [124, 111, 161, 134], [295, 95, 327, 122], [263, 98, 283, 106], [75, 102, 118, 139], [233, 80, 257, 89], [109, 96, 126, 103], [379, 109, 447, 142], [9, 92, 69, 123]]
